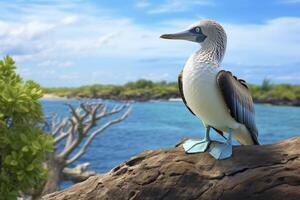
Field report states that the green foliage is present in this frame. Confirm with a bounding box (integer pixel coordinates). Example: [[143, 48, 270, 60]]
[[43, 78, 300, 102], [0, 56, 53, 199], [125, 79, 154, 89], [44, 79, 179, 100], [249, 83, 300, 100], [261, 78, 272, 91]]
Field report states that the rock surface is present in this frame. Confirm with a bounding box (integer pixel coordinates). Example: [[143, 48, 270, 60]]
[[43, 137, 300, 200]]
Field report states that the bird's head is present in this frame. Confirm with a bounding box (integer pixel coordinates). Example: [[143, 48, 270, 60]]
[[160, 19, 227, 48]]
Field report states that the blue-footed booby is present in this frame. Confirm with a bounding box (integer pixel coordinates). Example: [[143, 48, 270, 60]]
[[160, 19, 259, 160]]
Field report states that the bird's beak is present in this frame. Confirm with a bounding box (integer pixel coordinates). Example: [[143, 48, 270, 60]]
[[160, 30, 196, 41]]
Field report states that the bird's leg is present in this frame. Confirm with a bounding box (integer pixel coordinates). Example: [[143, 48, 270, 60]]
[[183, 126, 211, 153], [208, 128, 233, 160]]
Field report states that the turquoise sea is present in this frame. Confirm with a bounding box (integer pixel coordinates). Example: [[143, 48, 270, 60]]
[[42, 99, 300, 177]]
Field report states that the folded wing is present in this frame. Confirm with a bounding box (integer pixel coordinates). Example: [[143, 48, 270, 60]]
[[216, 70, 259, 144]]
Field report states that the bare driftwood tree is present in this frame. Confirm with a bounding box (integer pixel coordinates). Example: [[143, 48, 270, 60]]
[[33, 101, 131, 199]]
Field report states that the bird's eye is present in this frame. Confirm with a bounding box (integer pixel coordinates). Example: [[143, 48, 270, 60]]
[[195, 27, 200, 33]]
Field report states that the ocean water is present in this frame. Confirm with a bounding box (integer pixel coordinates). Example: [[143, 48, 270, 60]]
[[41, 99, 300, 184]]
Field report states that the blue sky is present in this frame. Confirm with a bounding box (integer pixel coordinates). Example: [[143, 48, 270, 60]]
[[0, 0, 300, 86]]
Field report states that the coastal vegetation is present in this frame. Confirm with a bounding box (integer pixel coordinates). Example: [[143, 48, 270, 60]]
[[0, 56, 53, 199], [43, 79, 300, 106], [0, 56, 132, 199]]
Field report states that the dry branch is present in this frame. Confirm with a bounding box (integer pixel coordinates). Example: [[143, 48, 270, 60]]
[[37, 101, 132, 198], [63, 163, 97, 183]]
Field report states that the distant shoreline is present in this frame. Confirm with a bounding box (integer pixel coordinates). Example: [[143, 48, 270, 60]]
[[42, 79, 300, 106], [42, 94, 67, 100], [253, 98, 300, 107], [42, 93, 300, 106]]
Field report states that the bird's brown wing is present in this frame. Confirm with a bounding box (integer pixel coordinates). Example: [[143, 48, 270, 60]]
[[216, 70, 259, 144], [178, 70, 224, 136]]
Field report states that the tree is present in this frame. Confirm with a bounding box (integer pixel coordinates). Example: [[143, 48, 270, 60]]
[[0, 56, 53, 199], [35, 101, 131, 198], [261, 78, 272, 91]]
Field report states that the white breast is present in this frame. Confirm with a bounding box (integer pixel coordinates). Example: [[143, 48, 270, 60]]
[[182, 54, 238, 131]]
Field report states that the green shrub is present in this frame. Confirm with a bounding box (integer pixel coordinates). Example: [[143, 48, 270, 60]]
[[43, 77, 299, 102], [0, 56, 53, 199], [261, 78, 272, 91]]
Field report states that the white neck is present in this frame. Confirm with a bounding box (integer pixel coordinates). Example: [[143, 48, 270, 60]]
[[193, 40, 226, 66]]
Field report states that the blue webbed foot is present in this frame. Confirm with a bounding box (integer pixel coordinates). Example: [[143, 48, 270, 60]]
[[208, 141, 232, 160], [183, 139, 210, 153]]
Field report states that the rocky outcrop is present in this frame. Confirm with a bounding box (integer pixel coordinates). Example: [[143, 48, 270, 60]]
[[43, 137, 300, 200]]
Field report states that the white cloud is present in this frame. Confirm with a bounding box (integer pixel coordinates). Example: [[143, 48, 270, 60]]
[[0, 1, 299, 86], [0, 20, 55, 40], [274, 75, 300, 81], [37, 60, 73, 68], [136, 0, 151, 8], [159, 17, 300, 65], [224, 17, 300, 65], [147, 0, 214, 14], [61, 15, 79, 25]]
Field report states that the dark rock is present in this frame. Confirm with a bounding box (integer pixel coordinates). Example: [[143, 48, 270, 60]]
[[254, 98, 300, 106], [43, 137, 300, 200]]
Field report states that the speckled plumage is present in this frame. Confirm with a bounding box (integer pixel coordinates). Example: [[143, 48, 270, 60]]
[[182, 53, 255, 145], [161, 19, 259, 149], [179, 20, 258, 145]]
